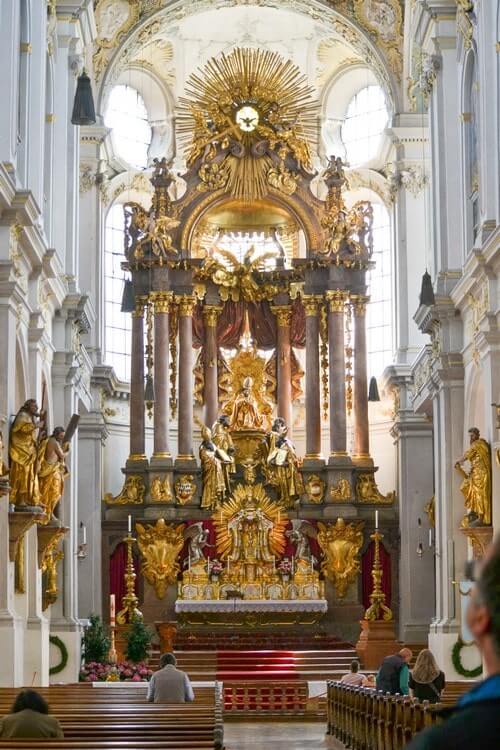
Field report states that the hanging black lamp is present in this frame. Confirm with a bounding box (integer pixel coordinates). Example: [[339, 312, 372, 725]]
[[144, 373, 155, 405], [368, 376, 380, 402], [71, 70, 96, 125], [121, 280, 135, 313], [419, 270, 435, 307]]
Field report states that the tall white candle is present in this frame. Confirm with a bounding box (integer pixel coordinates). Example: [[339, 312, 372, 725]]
[[128, 515, 132, 534], [82, 524, 87, 545], [188, 553, 191, 572], [291, 555, 295, 575], [375, 510, 379, 530], [273, 556, 276, 572], [110, 594, 115, 623], [207, 556, 210, 575], [429, 528, 432, 548], [311, 556, 314, 573]]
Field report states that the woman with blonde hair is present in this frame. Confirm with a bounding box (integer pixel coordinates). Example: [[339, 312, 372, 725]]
[[409, 649, 445, 703]]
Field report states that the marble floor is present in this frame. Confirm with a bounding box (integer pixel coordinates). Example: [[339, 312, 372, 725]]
[[224, 721, 344, 749]]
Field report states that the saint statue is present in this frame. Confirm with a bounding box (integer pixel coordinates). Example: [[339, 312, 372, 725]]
[[37, 427, 70, 523], [199, 423, 233, 510], [229, 377, 263, 431], [0, 428, 10, 497], [455, 427, 492, 527], [227, 489, 274, 563], [9, 399, 44, 507], [265, 417, 304, 507], [212, 415, 236, 487]]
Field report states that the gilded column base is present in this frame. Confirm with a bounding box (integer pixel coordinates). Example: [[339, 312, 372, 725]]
[[127, 453, 148, 463], [351, 453, 373, 467]]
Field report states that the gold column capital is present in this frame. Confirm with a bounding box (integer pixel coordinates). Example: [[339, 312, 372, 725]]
[[270, 304, 293, 327], [302, 295, 322, 317], [132, 297, 147, 318], [152, 291, 173, 315], [176, 295, 196, 317], [350, 294, 370, 316], [202, 304, 223, 327], [325, 290, 348, 313]]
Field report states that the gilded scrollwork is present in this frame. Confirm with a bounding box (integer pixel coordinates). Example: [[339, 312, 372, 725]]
[[317, 518, 364, 598], [174, 474, 197, 505], [136, 518, 185, 598], [304, 474, 325, 504], [330, 478, 352, 502], [150, 476, 174, 503], [104, 475, 145, 505], [356, 473, 395, 504]]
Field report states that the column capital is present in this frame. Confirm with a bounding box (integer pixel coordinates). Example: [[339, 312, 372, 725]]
[[302, 295, 322, 317], [325, 290, 348, 313], [270, 304, 293, 327], [176, 295, 196, 317], [202, 304, 223, 327], [132, 297, 146, 318], [152, 292, 173, 315], [350, 294, 370, 316]]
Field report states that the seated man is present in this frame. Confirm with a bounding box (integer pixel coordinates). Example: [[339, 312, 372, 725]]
[[147, 652, 194, 704]]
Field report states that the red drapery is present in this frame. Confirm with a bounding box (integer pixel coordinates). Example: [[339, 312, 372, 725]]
[[361, 540, 391, 610], [109, 542, 140, 612]]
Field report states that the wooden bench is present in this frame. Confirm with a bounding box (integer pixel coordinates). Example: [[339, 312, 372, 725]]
[[0, 683, 224, 750], [326, 679, 476, 750]]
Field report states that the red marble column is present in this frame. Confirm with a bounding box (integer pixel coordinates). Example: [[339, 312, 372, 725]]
[[304, 296, 322, 459], [271, 305, 293, 434], [203, 305, 222, 429], [177, 296, 195, 459], [153, 292, 171, 458], [327, 290, 348, 457], [352, 295, 370, 461], [129, 299, 146, 459]]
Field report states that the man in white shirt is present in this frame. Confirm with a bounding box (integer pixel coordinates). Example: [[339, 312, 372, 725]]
[[147, 653, 195, 703], [340, 660, 365, 687]]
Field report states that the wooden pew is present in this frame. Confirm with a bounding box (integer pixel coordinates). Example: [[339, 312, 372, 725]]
[[0, 683, 224, 750], [326, 680, 476, 750]]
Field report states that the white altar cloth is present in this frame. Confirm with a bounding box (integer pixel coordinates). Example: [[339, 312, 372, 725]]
[[175, 599, 328, 614]]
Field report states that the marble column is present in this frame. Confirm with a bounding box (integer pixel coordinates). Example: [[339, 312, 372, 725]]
[[352, 295, 370, 462], [304, 296, 322, 459], [177, 296, 196, 460], [271, 305, 293, 433], [326, 291, 348, 457], [202, 305, 222, 429], [129, 300, 146, 460], [153, 293, 171, 459]]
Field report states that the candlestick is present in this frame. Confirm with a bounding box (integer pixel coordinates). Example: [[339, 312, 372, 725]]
[[116, 528, 142, 625], [363, 529, 393, 622], [128, 515, 132, 534], [375, 510, 379, 529]]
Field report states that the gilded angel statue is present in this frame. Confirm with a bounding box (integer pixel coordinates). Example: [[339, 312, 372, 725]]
[[286, 519, 317, 562], [202, 245, 278, 301], [183, 522, 213, 566]]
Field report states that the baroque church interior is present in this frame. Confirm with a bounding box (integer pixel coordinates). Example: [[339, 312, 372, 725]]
[[0, 0, 499, 748]]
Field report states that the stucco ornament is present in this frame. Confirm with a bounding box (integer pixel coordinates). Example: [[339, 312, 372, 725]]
[[317, 517, 364, 598], [136, 518, 185, 598]]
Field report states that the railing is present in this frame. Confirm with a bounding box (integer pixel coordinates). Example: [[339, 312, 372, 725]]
[[326, 681, 439, 750]]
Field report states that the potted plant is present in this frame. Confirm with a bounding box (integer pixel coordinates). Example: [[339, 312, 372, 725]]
[[82, 614, 110, 664], [125, 615, 152, 664]]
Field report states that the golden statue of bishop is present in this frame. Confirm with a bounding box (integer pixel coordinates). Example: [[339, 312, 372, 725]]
[[198, 422, 233, 510], [229, 376, 263, 431], [37, 426, 70, 523], [9, 399, 44, 507], [455, 427, 492, 527]]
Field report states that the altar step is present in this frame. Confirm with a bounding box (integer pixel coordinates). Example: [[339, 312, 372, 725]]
[[173, 630, 353, 651], [149, 649, 359, 681]]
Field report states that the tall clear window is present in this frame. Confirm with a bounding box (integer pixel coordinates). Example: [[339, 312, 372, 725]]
[[104, 85, 152, 169], [366, 202, 393, 377], [104, 204, 131, 381], [341, 85, 388, 166]]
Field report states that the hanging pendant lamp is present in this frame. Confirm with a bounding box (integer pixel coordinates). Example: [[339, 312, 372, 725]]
[[419, 270, 435, 307], [368, 376, 380, 402], [144, 373, 155, 405], [121, 280, 135, 313], [71, 70, 96, 126]]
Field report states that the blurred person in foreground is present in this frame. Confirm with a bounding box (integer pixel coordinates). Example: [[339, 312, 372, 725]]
[[407, 535, 500, 749], [147, 652, 194, 703], [0, 690, 63, 738]]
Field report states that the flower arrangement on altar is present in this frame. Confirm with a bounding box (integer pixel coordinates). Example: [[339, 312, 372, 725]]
[[277, 557, 293, 577], [209, 558, 223, 577], [79, 660, 153, 682]]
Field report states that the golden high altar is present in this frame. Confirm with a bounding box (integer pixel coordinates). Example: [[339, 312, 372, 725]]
[[102, 47, 398, 642]]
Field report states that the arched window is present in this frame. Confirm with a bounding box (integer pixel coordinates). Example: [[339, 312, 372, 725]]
[[366, 202, 393, 376], [104, 204, 131, 381], [341, 85, 388, 166], [104, 85, 152, 169]]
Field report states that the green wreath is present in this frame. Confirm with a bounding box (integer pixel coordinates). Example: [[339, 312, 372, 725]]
[[451, 637, 482, 679], [49, 635, 68, 676]]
